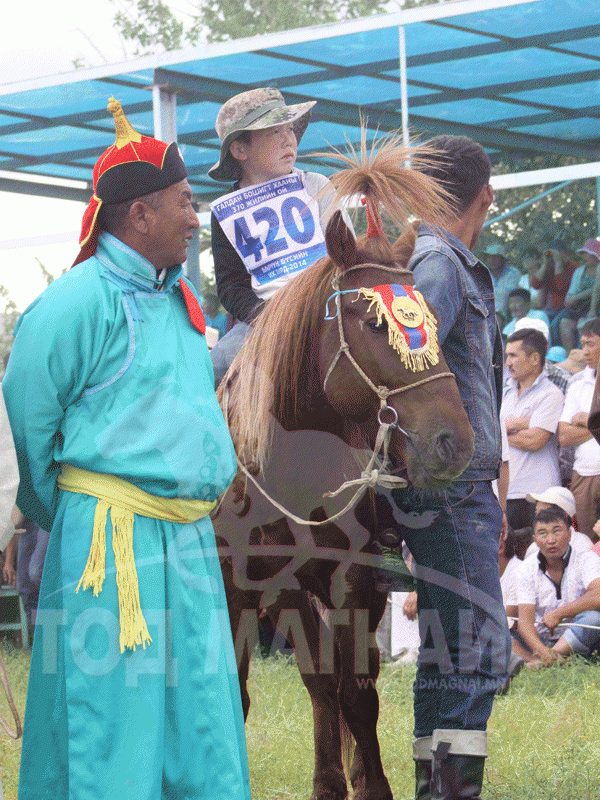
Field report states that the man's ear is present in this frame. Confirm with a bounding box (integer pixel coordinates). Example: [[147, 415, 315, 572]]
[[229, 139, 247, 163], [481, 182, 494, 211], [128, 199, 152, 233]]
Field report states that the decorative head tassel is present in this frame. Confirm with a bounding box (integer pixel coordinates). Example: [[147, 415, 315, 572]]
[[358, 283, 440, 372], [361, 196, 384, 238], [108, 97, 143, 149]]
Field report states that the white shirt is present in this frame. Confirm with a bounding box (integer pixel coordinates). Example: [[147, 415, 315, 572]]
[[500, 555, 522, 607], [0, 386, 19, 550], [560, 366, 600, 476], [517, 546, 600, 642], [501, 373, 564, 499], [525, 528, 593, 558]]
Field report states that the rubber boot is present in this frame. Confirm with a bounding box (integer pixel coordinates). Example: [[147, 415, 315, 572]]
[[413, 736, 432, 800], [430, 729, 486, 799]]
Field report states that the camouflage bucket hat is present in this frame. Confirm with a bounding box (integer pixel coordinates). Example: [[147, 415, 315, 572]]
[[208, 87, 316, 182]]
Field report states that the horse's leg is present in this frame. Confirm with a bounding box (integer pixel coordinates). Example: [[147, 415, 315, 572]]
[[266, 589, 349, 800], [220, 555, 262, 720], [336, 589, 393, 800]]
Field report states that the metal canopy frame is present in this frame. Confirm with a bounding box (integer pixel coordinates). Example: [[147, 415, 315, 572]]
[[0, 0, 598, 208]]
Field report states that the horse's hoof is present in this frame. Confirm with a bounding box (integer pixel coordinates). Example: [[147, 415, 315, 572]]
[[309, 786, 348, 800], [351, 779, 394, 800], [309, 794, 347, 800]]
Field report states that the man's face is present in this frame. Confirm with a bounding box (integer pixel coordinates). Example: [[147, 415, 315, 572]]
[[145, 179, 199, 271], [505, 340, 540, 383], [581, 252, 599, 270], [522, 256, 540, 274], [233, 123, 297, 184], [580, 332, 600, 371], [487, 254, 505, 274], [533, 518, 571, 561], [508, 295, 529, 320]]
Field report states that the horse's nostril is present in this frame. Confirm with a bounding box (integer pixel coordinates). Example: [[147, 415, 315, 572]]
[[435, 431, 456, 464]]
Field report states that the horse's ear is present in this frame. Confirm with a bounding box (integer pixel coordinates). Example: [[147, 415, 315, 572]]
[[325, 210, 359, 271], [392, 220, 419, 268]]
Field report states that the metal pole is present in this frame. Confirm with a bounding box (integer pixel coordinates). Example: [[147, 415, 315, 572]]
[[483, 180, 574, 228], [597, 176, 600, 236], [152, 84, 177, 144], [398, 24, 409, 149]]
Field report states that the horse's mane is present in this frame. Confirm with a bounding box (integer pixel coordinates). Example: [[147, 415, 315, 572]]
[[219, 129, 452, 471]]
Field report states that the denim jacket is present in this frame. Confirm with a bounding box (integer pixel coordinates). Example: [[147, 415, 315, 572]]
[[408, 224, 503, 481]]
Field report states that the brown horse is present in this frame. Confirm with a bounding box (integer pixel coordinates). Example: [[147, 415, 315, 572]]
[[213, 136, 474, 800]]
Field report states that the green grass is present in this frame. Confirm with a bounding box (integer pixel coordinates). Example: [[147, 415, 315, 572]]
[[1, 644, 600, 799]]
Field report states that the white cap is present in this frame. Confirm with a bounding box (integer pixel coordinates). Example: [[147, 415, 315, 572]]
[[513, 316, 550, 343], [526, 486, 575, 518]]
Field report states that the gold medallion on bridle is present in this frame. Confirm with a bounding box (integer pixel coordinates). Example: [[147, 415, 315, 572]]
[[390, 295, 425, 328]]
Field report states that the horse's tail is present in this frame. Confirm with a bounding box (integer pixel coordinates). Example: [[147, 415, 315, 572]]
[[313, 125, 453, 251], [340, 710, 355, 784]]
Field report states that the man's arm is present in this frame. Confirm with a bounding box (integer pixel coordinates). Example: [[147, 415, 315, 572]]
[[543, 579, 600, 632], [508, 427, 552, 452], [3, 278, 105, 531], [410, 246, 463, 346], [558, 418, 593, 447], [518, 604, 558, 665]]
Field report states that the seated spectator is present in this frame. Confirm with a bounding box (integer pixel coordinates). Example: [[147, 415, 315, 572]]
[[561, 347, 587, 376], [495, 524, 536, 691], [516, 507, 600, 667], [501, 328, 564, 530], [561, 240, 600, 351], [558, 318, 600, 540], [518, 246, 545, 309], [502, 288, 549, 338], [481, 242, 520, 326], [524, 486, 592, 555], [529, 239, 578, 341]]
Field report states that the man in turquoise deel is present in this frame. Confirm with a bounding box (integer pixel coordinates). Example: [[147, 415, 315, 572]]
[[3, 98, 250, 800]]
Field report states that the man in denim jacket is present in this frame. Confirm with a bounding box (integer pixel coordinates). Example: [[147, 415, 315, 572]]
[[395, 136, 509, 800]]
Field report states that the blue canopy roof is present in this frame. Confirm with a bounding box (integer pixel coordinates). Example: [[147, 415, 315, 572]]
[[0, 0, 598, 204]]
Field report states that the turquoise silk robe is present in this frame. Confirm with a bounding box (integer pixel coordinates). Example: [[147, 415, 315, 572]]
[[3, 233, 250, 800]]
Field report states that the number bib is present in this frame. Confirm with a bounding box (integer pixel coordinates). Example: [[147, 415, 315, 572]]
[[211, 173, 327, 299]]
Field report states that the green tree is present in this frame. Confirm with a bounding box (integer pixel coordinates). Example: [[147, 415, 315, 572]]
[[478, 153, 598, 264], [110, 0, 443, 52]]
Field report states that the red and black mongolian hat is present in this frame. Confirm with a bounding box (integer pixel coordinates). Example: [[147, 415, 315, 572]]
[[73, 97, 187, 267]]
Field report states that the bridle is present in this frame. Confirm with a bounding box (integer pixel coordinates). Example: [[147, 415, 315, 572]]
[[323, 263, 454, 437], [224, 263, 454, 526]]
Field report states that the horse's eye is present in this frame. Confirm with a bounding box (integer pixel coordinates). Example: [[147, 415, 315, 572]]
[[366, 318, 388, 333]]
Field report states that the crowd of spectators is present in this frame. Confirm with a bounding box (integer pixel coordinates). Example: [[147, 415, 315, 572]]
[[385, 237, 600, 684], [487, 236, 600, 353]]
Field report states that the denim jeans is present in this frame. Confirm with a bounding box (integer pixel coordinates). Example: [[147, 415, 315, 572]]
[[560, 610, 600, 655], [394, 480, 510, 737]]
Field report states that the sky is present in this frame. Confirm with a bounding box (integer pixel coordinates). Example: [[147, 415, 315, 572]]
[[0, 0, 197, 311]]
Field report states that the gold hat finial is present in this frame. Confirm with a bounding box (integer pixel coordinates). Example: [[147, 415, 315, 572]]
[[108, 97, 143, 149]]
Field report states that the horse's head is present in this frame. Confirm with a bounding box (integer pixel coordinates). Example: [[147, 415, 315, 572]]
[[318, 211, 473, 488]]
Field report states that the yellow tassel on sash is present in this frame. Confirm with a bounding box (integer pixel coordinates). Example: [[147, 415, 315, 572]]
[[58, 464, 217, 653]]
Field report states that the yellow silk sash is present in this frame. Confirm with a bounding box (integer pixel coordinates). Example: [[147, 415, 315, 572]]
[[58, 465, 216, 652]]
